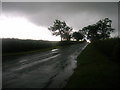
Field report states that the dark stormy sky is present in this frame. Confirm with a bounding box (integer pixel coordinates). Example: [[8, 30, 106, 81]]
[[1, 2, 118, 40]]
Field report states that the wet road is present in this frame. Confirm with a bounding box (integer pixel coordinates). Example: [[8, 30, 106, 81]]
[[3, 42, 88, 88]]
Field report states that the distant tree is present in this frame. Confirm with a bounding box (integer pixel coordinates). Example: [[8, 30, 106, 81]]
[[83, 24, 100, 42], [62, 26, 73, 41], [48, 20, 72, 41], [72, 32, 84, 41], [82, 18, 114, 42]]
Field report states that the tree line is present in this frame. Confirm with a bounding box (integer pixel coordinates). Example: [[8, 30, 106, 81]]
[[48, 18, 114, 42]]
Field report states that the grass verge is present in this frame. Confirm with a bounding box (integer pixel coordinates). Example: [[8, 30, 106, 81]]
[[65, 43, 120, 88], [3, 45, 66, 56], [3, 40, 84, 56]]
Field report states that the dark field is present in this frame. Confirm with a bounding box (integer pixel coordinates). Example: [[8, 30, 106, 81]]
[[2, 38, 84, 56]]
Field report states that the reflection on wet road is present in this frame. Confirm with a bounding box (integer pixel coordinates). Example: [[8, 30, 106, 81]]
[[3, 42, 88, 88]]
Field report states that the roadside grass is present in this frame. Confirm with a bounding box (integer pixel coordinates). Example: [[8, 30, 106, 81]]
[[2, 38, 84, 56], [3, 46, 58, 56], [3, 44, 70, 56], [65, 40, 120, 88], [93, 38, 120, 62]]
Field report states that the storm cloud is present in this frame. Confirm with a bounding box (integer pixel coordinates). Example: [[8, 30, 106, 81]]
[[2, 2, 118, 36]]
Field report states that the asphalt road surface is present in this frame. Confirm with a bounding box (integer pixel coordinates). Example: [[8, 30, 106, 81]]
[[3, 42, 88, 88]]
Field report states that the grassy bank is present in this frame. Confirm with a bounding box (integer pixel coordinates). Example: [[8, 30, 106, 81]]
[[65, 38, 120, 88], [2, 38, 84, 56], [2, 38, 57, 54]]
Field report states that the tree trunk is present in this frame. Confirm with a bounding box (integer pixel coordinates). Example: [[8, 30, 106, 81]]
[[61, 36, 62, 41], [59, 29, 62, 41]]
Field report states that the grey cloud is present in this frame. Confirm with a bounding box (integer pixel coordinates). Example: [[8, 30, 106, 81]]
[[2, 2, 118, 36]]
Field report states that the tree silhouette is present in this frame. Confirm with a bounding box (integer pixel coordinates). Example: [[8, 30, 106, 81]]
[[48, 20, 72, 41], [72, 32, 84, 41], [82, 18, 114, 42], [96, 18, 114, 40], [83, 24, 100, 42], [62, 26, 73, 41]]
